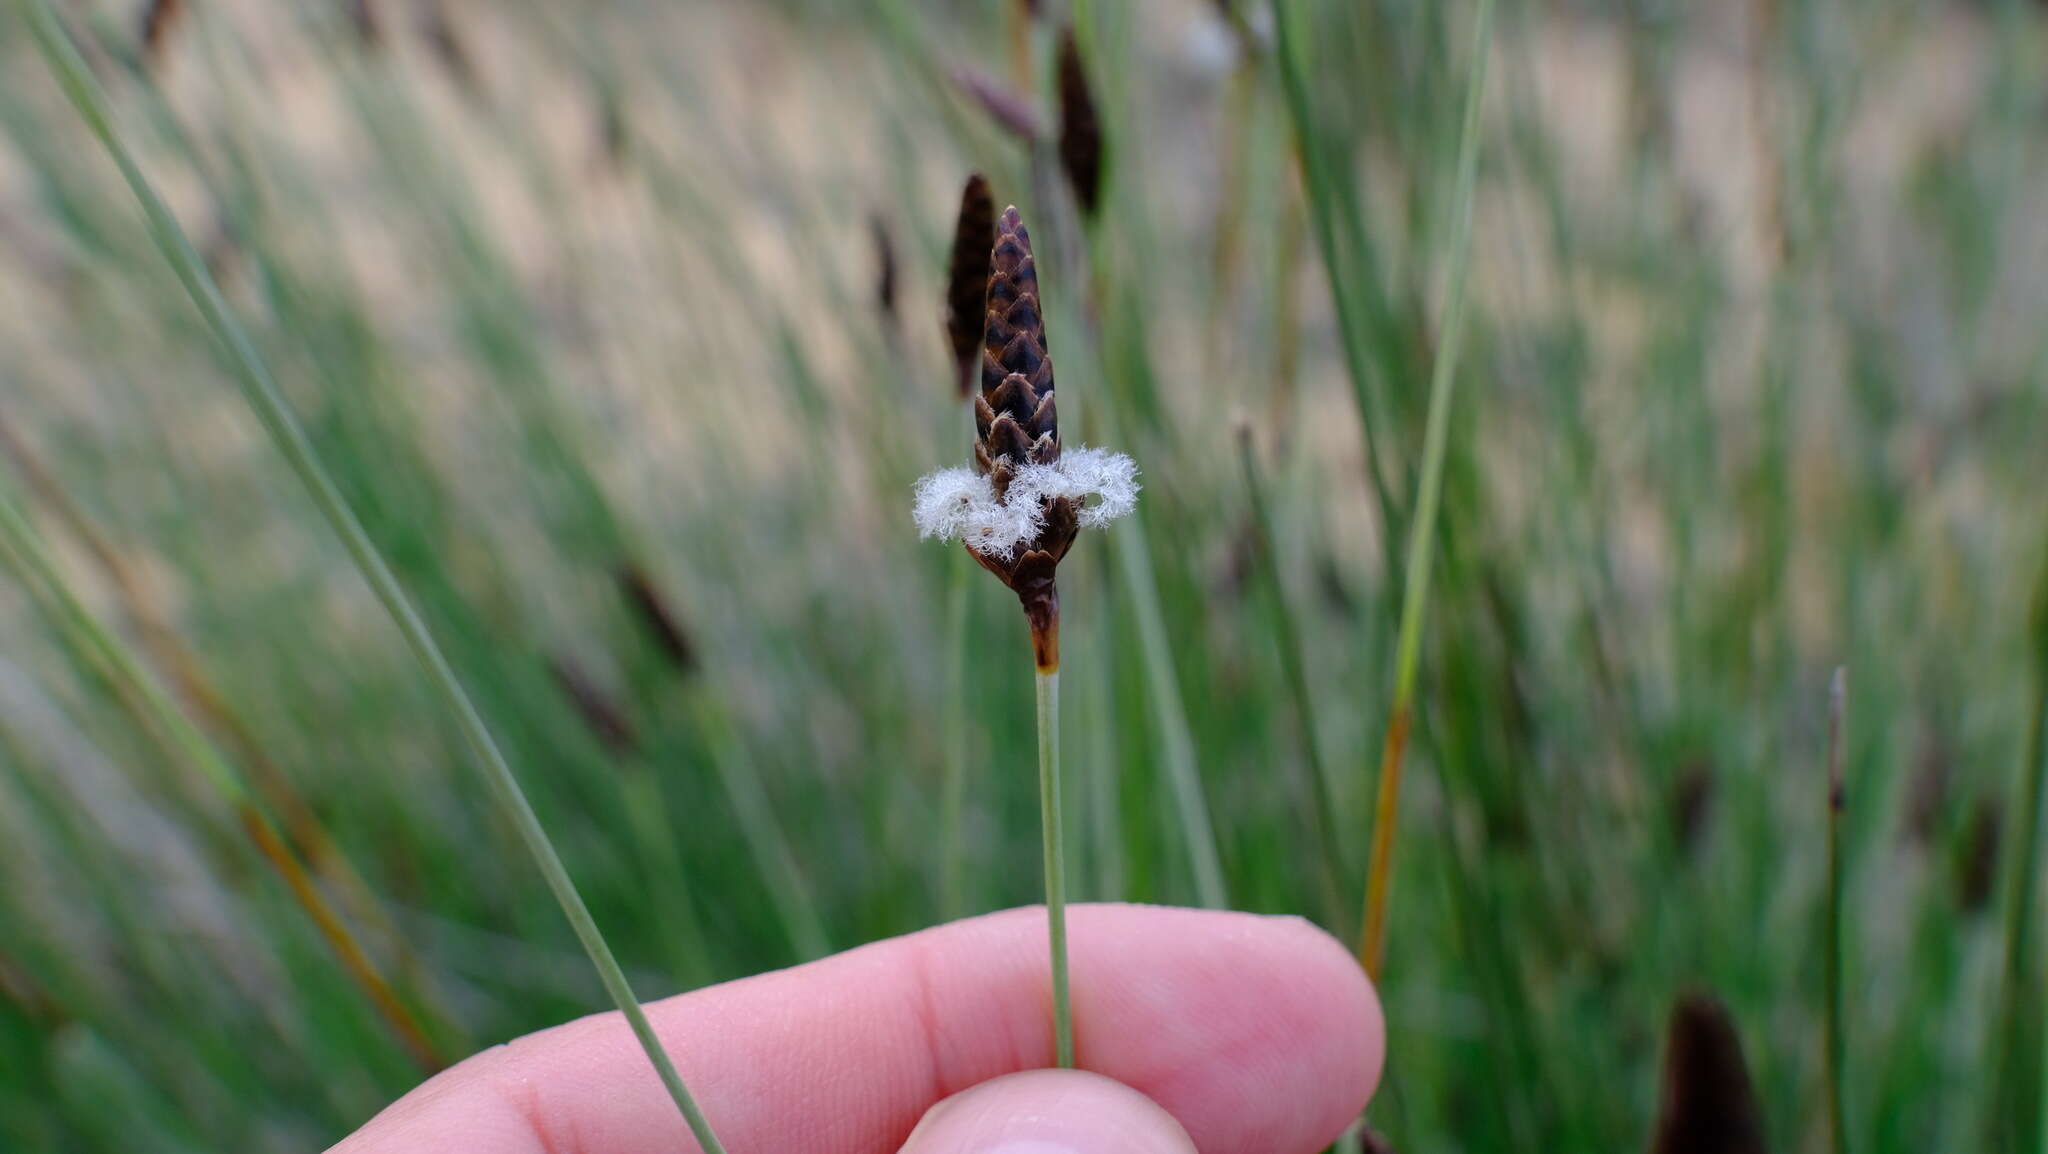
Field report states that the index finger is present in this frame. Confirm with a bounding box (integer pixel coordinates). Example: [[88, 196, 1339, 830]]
[[330, 903, 1383, 1154]]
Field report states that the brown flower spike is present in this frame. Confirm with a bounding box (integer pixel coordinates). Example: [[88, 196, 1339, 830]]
[[1055, 27, 1104, 217], [915, 202, 1138, 673], [974, 206, 1077, 670], [1650, 994, 1769, 1154], [943, 175, 995, 397]]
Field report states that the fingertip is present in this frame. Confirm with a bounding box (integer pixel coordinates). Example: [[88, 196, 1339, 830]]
[[898, 1070, 1194, 1154], [1073, 906, 1381, 1152], [1240, 912, 1386, 1142], [1262, 912, 1386, 1101]]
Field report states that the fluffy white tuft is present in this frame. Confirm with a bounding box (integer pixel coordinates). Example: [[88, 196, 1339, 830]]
[[1010, 447, 1141, 529], [911, 466, 1040, 557], [911, 447, 1140, 560]]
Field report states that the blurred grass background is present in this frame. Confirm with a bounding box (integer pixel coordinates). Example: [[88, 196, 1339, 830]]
[[2, 0, 2046, 1150]]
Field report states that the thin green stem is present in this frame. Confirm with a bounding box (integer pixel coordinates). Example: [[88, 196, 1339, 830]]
[[0, 488, 442, 1071], [1030, 145, 1226, 911], [16, 4, 728, 1148], [1037, 667, 1073, 1068], [687, 688, 830, 962], [1, 413, 463, 1047], [1237, 425, 1346, 930], [1111, 508, 1228, 910], [1825, 666, 1848, 1154], [1271, 0, 1399, 538], [940, 551, 974, 921], [1079, 600, 1124, 902], [617, 764, 717, 989], [1992, 552, 2048, 1154], [1356, 0, 1494, 977]]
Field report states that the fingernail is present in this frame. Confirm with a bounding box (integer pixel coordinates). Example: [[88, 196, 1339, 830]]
[[899, 1069, 1195, 1154]]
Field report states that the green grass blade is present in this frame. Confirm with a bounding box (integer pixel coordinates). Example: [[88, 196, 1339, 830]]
[[1992, 551, 2048, 1154], [14, 4, 729, 1148], [1037, 668, 1072, 1067], [1826, 667, 1849, 1154], [1238, 423, 1346, 929], [0, 486, 443, 1072], [1356, 0, 1494, 978]]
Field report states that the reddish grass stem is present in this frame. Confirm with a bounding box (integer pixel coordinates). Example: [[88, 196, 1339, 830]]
[[1355, 0, 1494, 979]]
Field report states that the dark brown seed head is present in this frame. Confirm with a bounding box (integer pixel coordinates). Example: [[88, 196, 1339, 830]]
[[970, 206, 1076, 671], [548, 656, 638, 754], [870, 212, 899, 341], [1056, 27, 1104, 217], [140, 0, 186, 66], [1957, 795, 2002, 914], [595, 89, 630, 173], [344, 0, 384, 47], [1904, 724, 1951, 844], [422, 0, 478, 93], [950, 67, 1044, 142], [943, 175, 994, 396], [616, 565, 696, 674], [1673, 759, 1714, 854], [1651, 994, 1769, 1154]]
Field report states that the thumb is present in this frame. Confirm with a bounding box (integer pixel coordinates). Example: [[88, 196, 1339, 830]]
[[898, 1069, 1196, 1154]]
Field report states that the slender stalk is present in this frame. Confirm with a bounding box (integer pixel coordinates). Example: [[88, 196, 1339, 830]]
[[1036, 667, 1073, 1068], [1022, 30, 1224, 908], [938, 394, 978, 921], [1202, 54, 1258, 375], [1992, 553, 2048, 1154], [1009, 0, 1036, 93], [1238, 423, 1345, 929], [1046, 172, 1227, 911], [1112, 509, 1228, 909], [617, 764, 717, 989], [1356, 0, 1494, 979], [1825, 667, 1848, 1154], [0, 489, 443, 1072], [1078, 589, 1124, 902], [686, 688, 830, 962], [940, 553, 974, 921], [1266, 176, 1309, 445], [0, 416, 460, 1042], [1271, 0, 1398, 536], [16, 5, 729, 1148]]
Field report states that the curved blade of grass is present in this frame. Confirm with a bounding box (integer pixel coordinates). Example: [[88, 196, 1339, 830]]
[[1355, 0, 1494, 980], [1112, 490, 1229, 910], [1826, 667, 1848, 1154], [0, 414, 464, 1047], [1991, 550, 2048, 1154], [939, 550, 974, 921], [1037, 668, 1073, 1067], [1237, 423, 1346, 929], [15, 4, 729, 1148], [1271, 0, 1399, 537], [1024, 49, 1227, 911], [685, 687, 829, 962], [0, 487, 443, 1072]]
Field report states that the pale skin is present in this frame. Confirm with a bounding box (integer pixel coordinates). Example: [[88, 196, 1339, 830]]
[[330, 904, 1384, 1154]]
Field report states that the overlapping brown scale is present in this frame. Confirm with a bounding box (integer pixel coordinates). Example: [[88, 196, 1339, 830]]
[[963, 205, 1079, 667], [977, 207, 1060, 471], [140, 0, 186, 67], [1056, 26, 1104, 217], [1650, 994, 1768, 1154], [944, 175, 995, 397]]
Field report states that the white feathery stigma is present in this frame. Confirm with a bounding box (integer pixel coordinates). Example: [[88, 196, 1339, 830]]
[[913, 446, 1139, 560]]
